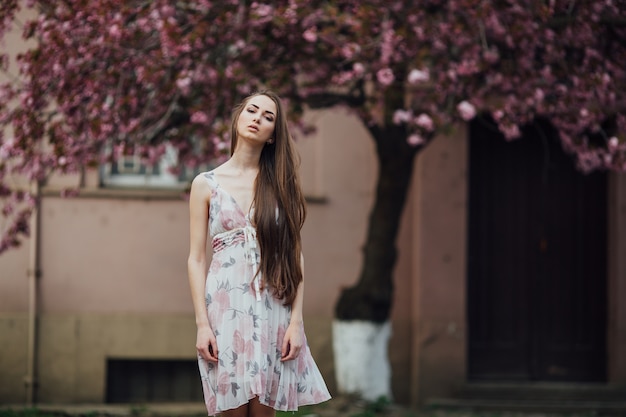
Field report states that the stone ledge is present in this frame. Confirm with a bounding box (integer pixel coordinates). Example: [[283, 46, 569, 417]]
[[427, 398, 626, 414]]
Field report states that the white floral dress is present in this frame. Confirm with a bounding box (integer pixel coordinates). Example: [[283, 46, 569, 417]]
[[198, 171, 331, 415]]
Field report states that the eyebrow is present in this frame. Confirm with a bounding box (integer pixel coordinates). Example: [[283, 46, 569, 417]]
[[249, 103, 275, 117]]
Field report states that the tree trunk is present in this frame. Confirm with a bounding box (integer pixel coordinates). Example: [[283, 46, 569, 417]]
[[335, 126, 419, 322], [332, 125, 420, 401]]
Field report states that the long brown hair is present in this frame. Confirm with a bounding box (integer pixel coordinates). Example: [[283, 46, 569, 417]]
[[230, 91, 306, 306]]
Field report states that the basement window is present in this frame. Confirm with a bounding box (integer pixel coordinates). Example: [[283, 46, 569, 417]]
[[106, 359, 203, 403]]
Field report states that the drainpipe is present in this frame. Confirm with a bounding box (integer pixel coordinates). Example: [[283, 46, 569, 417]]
[[25, 180, 40, 405]]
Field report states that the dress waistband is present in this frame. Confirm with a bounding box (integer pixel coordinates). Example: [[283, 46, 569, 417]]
[[212, 226, 262, 302], [212, 229, 245, 252]]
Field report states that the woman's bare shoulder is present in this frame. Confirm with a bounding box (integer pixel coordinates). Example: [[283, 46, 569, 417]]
[[190, 171, 214, 199], [211, 161, 235, 177]]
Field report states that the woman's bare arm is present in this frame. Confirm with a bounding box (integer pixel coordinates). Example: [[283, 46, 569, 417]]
[[187, 174, 218, 362], [281, 253, 305, 361]]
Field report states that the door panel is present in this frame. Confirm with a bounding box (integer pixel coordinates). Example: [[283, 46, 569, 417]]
[[467, 118, 607, 382]]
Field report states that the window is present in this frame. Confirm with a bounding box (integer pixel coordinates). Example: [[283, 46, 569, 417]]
[[100, 144, 212, 189], [106, 359, 204, 403]]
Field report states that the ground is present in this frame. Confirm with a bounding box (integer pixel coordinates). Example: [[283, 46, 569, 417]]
[[0, 395, 622, 417]]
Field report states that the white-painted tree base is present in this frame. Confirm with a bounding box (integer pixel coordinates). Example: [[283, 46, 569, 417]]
[[332, 320, 392, 401]]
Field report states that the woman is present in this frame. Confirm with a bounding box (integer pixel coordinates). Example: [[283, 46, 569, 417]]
[[187, 91, 331, 417]]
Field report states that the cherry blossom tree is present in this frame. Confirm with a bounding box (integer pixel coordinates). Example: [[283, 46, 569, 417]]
[[1, 0, 625, 399]]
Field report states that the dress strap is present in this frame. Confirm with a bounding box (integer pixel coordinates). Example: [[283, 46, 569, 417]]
[[202, 170, 218, 188]]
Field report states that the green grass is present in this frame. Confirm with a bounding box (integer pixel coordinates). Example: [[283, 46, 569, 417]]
[[0, 409, 60, 417], [349, 397, 392, 417], [276, 404, 318, 417]]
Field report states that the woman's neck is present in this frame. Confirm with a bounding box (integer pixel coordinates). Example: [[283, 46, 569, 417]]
[[228, 145, 262, 173]]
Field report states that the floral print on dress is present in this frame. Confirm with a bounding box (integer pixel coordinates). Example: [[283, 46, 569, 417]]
[[198, 171, 331, 415]]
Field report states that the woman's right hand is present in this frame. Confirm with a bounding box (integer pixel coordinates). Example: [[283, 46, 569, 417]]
[[196, 325, 218, 363]]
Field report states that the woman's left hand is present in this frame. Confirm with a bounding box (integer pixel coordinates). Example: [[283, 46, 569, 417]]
[[281, 321, 304, 361]]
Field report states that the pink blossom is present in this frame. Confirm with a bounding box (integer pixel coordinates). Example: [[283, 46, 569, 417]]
[[216, 140, 229, 151], [353, 62, 365, 76], [380, 26, 395, 65], [483, 48, 500, 64], [0, 137, 14, 158], [433, 38, 446, 51], [376, 68, 394, 86], [159, 5, 175, 18], [501, 124, 521, 140], [393, 109, 412, 125], [333, 71, 355, 84], [487, 13, 506, 36], [254, 3, 273, 17], [407, 68, 429, 84], [457, 59, 479, 76], [101, 123, 114, 135], [1, 202, 13, 217], [176, 76, 192, 95], [190, 111, 209, 124], [136, 17, 149, 30], [457, 101, 477, 121], [303, 28, 317, 42], [341, 43, 360, 59], [407, 133, 425, 146], [0, 0, 624, 254], [108, 24, 121, 39], [577, 151, 602, 172], [415, 113, 434, 131], [0, 84, 12, 101]]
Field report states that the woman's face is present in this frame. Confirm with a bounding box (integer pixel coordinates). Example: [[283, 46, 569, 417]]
[[236, 94, 277, 146]]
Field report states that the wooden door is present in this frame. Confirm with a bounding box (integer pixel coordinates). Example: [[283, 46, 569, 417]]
[[467, 118, 607, 382]]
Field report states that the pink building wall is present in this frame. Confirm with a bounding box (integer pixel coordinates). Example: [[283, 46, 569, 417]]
[[0, 106, 415, 403]]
